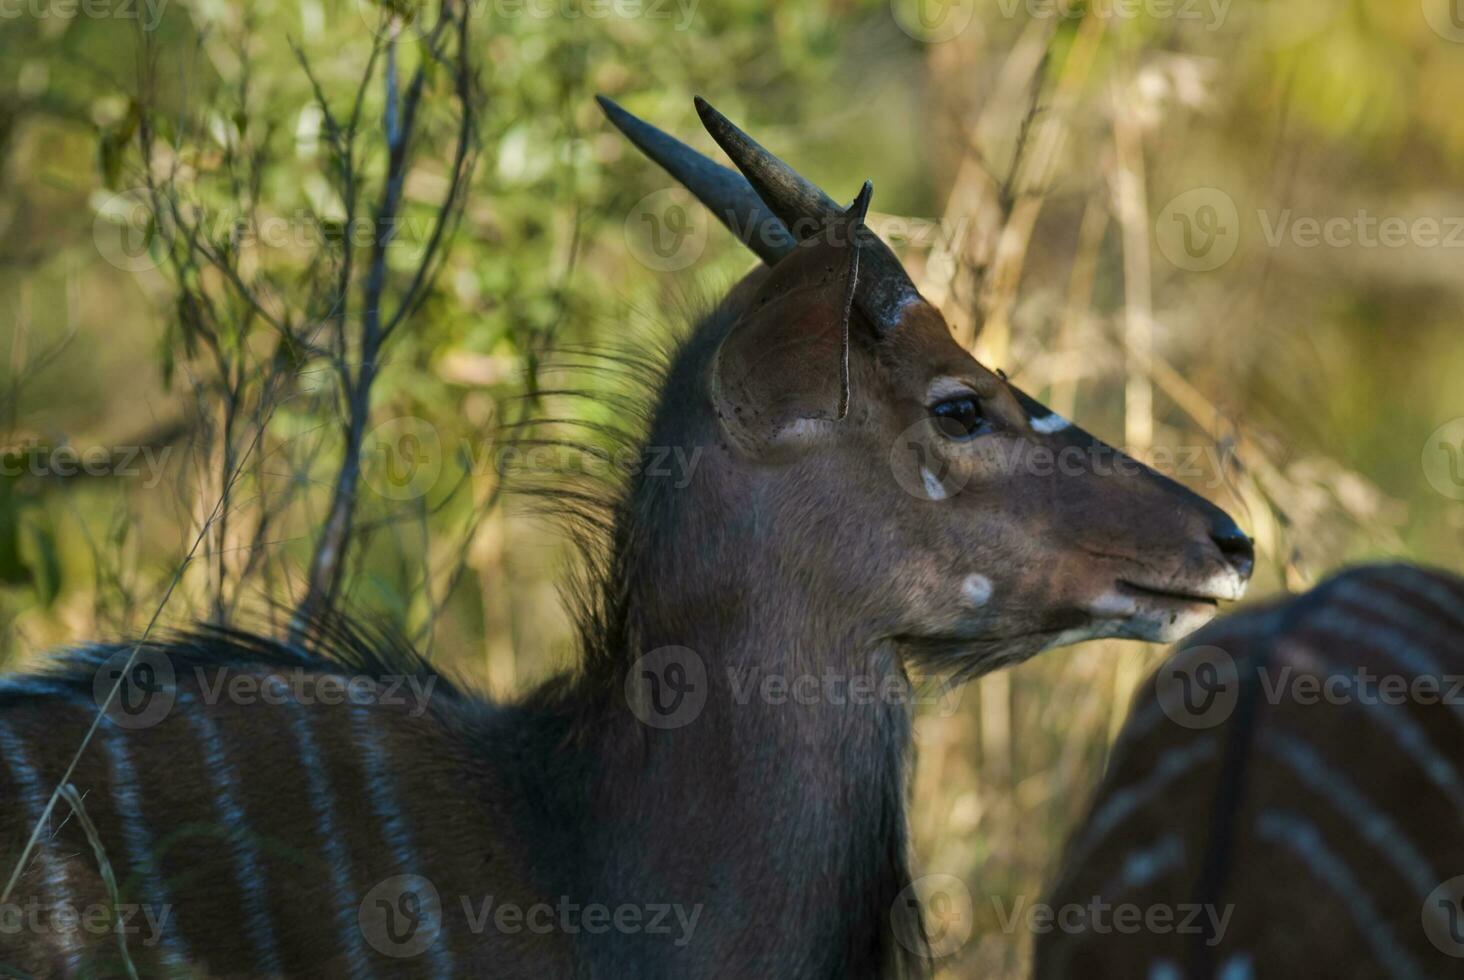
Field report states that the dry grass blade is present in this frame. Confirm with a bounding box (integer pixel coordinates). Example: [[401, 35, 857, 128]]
[[57, 783, 141, 980]]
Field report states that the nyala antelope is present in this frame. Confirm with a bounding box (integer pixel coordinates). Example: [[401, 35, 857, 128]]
[[0, 97, 1254, 978], [1039, 563, 1464, 979]]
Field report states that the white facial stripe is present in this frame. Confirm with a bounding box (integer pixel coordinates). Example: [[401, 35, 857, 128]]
[[921, 467, 948, 501], [1030, 412, 1071, 434], [962, 574, 993, 607]]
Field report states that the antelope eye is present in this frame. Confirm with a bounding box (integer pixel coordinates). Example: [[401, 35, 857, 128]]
[[930, 397, 993, 441]]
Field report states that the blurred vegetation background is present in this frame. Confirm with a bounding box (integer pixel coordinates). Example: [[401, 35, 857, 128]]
[[2, 0, 1463, 975]]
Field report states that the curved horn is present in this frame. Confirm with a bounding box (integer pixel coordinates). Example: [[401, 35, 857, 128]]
[[691, 96, 841, 232], [693, 97, 923, 333], [595, 95, 796, 264], [596, 94, 924, 332]]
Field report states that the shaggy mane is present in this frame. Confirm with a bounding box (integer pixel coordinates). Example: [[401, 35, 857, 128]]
[[502, 292, 739, 678]]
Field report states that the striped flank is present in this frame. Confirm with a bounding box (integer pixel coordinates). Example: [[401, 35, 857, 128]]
[[178, 689, 282, 974], [352, 702, 453, 979], [285, 686, 373, 978], [98, 714, 194, 975], [0, 718, 82, 971]]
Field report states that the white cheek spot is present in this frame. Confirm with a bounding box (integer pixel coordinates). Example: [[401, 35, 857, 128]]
[[1030, 412, 1071, 435], [962, 574, 993, 607], [921, 467, 948, 501]]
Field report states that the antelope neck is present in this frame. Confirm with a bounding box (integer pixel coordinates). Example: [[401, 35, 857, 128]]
[[574, 591, 919, 976]]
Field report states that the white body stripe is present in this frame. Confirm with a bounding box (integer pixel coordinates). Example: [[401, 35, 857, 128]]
[[0, 719, 83, 970], [99, 717, 193, 974], [1261, 729, 1437, 898], [287, 691, 373, 977], [1218, 954, 1255, 980], [1255, 810, 1425, 980], [179, 690, 282, 973], [353, 704, 453, 978], [1066, 739, 1218, 872]]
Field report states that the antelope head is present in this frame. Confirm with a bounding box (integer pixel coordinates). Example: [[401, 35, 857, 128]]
[[600, 96, 1254, 678]]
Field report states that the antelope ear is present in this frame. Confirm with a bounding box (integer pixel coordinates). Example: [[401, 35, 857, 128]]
[[711, 186, 866, 458]]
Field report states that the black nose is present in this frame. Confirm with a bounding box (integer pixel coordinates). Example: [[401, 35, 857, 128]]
[[1210, 520, 1255, 581]]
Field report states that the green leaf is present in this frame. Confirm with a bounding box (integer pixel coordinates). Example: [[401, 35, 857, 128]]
[[18, 511, 62, 607]]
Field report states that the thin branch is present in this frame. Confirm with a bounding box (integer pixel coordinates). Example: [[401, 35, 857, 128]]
[[296, 1, 477, 627]]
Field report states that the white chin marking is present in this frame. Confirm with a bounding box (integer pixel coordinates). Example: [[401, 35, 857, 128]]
[[1142, 605, 1221, 642], [962, 573, 993, 607], [1118, 603, 1221, 644], [1044, 622, 1122, 650], [1201, 567, 1249, 602], [1051, 590, 1224, 650], [921, 467, 948, 501], [1030, 412, 1071, 434]]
